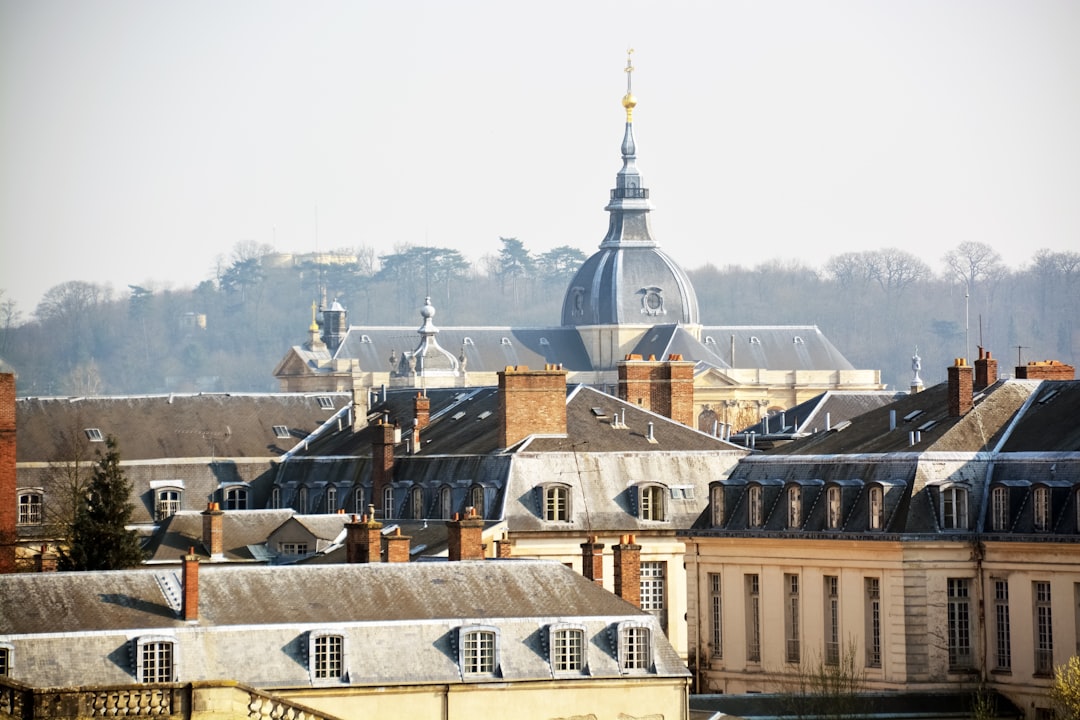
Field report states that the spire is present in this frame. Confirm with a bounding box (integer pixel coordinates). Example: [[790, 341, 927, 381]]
[[602, 50, 656, 249]]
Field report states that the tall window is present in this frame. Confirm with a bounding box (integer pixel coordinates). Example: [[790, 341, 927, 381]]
[[1035, 581, 1053, 675], [787, 486, 802, 529], [991, 486, 1009, 531], [271, 486, 281, 510], [17, 492, 43, 524], [827, 486, 842, 529], [297, 486, 309, 513], [312, 634, 344, 679], [868, 486, 884, 531], [439, 485, 452, 519], [709, 573, 723, 658], [545, 485, 570, 522], [865, 577, 881, 668], [383, 486, 394, 519], [639, 485, 666, 521], [224, 487, 247, 510], [137, 639, 174, 683], [618, 624, 651, 671], [469, 485, 485, 517], [353, 487, 364, 515], [825, 576, 840, 665], [941, 486, 968, 530], [947, 578, 973, 669], [993, 579, 1011, 671], [461, 628, 497, 675], [0, 645, 11, 676], [746, 574, 761, 663], [410, 486, 425, 519], [710, 485, 725, 527], [550, 626, 585, 672], [325, 485, 337, 513], [155, 489, 181, 521], [641, 561, 666, 631], [785, 574, 801, 663], [1033, 487, 1050, 532], [748, 485, 763, 528]]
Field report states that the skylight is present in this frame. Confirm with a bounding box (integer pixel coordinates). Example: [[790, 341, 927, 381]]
[[902, 410, 924, 422], [272, 425, 290, 439], [84, 428, 104, 442], [316, 396, 334, 410]]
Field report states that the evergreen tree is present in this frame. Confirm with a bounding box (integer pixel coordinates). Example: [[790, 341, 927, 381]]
[[59, 436, 146, 570]]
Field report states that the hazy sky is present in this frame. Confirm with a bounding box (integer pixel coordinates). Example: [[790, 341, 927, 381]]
[[2, 1, 1079, 315]]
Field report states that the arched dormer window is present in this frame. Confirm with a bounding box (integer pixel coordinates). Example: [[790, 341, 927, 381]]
[[940, 485, 969, 530], [325, 485, 337, 513], [383, 486, 395, 520], [469, 485, 485, 518], [271, 486, 281, 510], [353, 487, 365, 515], [868, 485, 884, 531], [439, 485, 453, 520], [710, 484, 725, 527], [542, 484, 571, 522], [826, 485, 842, 530], [223, 485, 248, 510], [638, 484, 667, 522], [748, 484, 764, 528], [990, 485, 1009, 531], [787, 485, 802, 529], [296, 486, 309, 513], [17, 490, 43, 525], [155, 488, 182, 521], [409, 485, 425, 519], [1033, 486, 1050, 532]]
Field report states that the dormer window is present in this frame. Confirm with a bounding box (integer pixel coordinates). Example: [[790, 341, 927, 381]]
[[868, 485, 884, 531], [155, 488, 182, 521], [460, 626, 499, 676], [469, 485, 485, 517], [543, 484, 571, 522], [308, 632, 347, 682], [1033, 486, 1050, 532], [940, 485, 969, 530], [826, 485, 842, 529], [639, 485, 667, 522], [134, 636, 175, 683], [616, 621, 652, 672], [748, 484, 764, 528], [787, 485, 802, 529], [439, 485, 453, 520], [223, 485, 248, 510], [710, 484, 725, 527], [383, 487, 394, 519], [17, 491, 43, 525], [325, 485, 337, 513], [410, 486, 425, 519], [991, 486, 1009, 531], [296, 486, 309, 513], [549, 623, 586, 673]]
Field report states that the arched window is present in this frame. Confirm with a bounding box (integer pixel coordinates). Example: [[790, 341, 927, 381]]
[[549, 624, 586, 673], [271, 486, 281, 510], [155, 489, 182, 521], [325, 485, 337, 513], [410, 486, 425, 519], [544, 485, 570, 522], [459, 626, 499, 675], [787, 485, 802, 529], [296, 486, 309, 513], [990, 486, 1008, 531], [353, 487, 365, 515], [134, 636, 176, 683], [469, 485, 485, 518], [940, 486, 968, 530], [17, 491, 43, 525], [639, 485, 666, 522], [617, 621, 652, 672], [748, 484, 764, 528], [1033, 486, 1050, 532], [383, 486, 394, 519], [710, 485, 725, 527], [224, 486, 248, 510], [439, 485, 453, 520], [826, 485, 842, 530], [868, 485, 884, 531]]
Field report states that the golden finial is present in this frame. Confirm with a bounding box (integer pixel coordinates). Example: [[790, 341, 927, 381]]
[[622, 48, 637, 122], [309, 301, 319, 331]]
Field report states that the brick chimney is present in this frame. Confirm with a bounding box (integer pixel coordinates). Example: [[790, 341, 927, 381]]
[[385, 526, 411, 563], [947, 358, 974, 417], [345, 510, 383, 563], [372, 420, 398, 517], [974, 347, 998, 391], [1016, 360, 1076, 380], [201, 502, 224, 560], [495, 534, 513, 559], [414, 392, 430, 430], [581, 535, 604, 586], [448, 507, 485, 561], [498, 365, 568, 448], [613, 535, 641, 608], [182, 548, 200, 621], [34, 545, 57, 573], [0, 373, 15, 574], [617, 355, 696, 427], [351, 384, 369, 432]]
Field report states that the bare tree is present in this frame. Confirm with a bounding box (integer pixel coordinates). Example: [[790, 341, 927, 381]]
[[943, 241, 1003, 291], [774, 639, 866, 720]]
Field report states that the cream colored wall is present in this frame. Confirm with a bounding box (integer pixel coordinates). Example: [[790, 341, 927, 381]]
[[285, 677, 688, 720], [507, 533, 691, 660]]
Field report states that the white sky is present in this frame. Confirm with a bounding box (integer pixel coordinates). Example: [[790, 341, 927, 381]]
[[2, 0, 1079, 314]]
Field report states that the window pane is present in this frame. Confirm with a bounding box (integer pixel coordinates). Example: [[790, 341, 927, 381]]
[[464, 631, 496, 674], [621, 627, 650, 670], [314, 635, 343, 679], [552, 628, 583, 671], [141, 641, 173, 683]]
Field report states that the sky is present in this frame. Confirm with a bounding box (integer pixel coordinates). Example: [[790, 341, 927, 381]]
[[2, 1, 1079, 315]]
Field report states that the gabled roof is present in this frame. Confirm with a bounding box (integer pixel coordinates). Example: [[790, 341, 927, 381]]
[[146, 509, 295, 563], [16, 392, 349, 462]]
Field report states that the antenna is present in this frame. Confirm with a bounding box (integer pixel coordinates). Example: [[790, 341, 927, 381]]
[[624, 48, 635, 94], [1015, 345, 1029, 368]]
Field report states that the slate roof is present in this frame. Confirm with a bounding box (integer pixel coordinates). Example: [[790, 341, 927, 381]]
[[700, 325, 857, 371], [734, 390, 906, 436], [146, 509, 295, 563]]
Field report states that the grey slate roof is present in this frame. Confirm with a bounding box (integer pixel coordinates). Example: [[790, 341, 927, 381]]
[[735, 390, 906, 436], [700, 326, 857, 372], [146, 509, 295, 563]]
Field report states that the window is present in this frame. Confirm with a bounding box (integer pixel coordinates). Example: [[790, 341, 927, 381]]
[[993, 579, 1011, 671], [785, 574, 800, 663], [641, 561, 666, 631], [550, 625, 585, 672], [155, 489, 181, 521], [271, 486, 281, 510], [868, 485, 884, 531], [825, 576, 839, 665], [84, 427, 104, 442], [748, 485, 764, 528], [410, 486, 425, 519], [827, 486, 842, 529], [17, 492, 43, 525], [272, 425, 290, 439], [439, 485, 452, 519], [296, 486, 309, 513], [353, 487, 365, 515], [311, 633, 344, 680], [383, 486, 394, 519], [544, 485, 570, 522], [710, 485, 725, 527], [941, 486, 968, 530], [469, 485, 485, 518], [988, 486, 1008, 531], [0, 644, 11, 676], [1035, 581, 1053, 675], [947, 578, 973, 669], [279, 542, 309, 556], [865, 577, 881, 668], [617, 623, 651, 671], [461, 628, 497, 675], [316, 395, 335, 410], [223, 486, 247, 510], [787, 486, 802, 529], [638, 485, 666, 521], [135, 638, 174, 683], [325, 485, 337, 513], [746, 574, 761, 663], [709, 573, 723, 658], [1033, 487, 1050, 532]]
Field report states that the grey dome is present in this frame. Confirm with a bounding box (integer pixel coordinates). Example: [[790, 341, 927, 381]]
[[561, 103, 699, 327]]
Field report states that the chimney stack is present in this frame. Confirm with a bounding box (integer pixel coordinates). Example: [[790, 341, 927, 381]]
[[414, 392, 430, 430], [448, 507, 485, 561], [617, 355, 696, 427], [581, 535, 605, 586], [613, 535, 642, 607], [0, 373, 16, 574], [385, 526, 411, 563], [974, 347, 998, 391], [201, 502, 224, 560], [948, 358, 974, 417], [345, 510, 383, 563], [1016, 360, 1076, 381], [182, 548, 200, 621], [498, 365, 567, 448], [351, 384, 369, 432], [372, 421, 398, 517]]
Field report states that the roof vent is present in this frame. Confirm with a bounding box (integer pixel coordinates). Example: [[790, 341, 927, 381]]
[[705, 336, 716, 345], [539, 337, 550, 346], [463, 337, 474, 346], [749, 336, 761, 345], [451, 411, 466, 421], [902, 410, 924, 422], [501, 337, 512, 346], [477, 411, 492, 420], [360, 334, 372, 343], [793, 336, 804, 344]]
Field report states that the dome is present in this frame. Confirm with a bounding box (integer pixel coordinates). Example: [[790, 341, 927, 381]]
[[561, 89, 699, 327]]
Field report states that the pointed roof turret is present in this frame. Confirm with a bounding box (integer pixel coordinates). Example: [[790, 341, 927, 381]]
[[390, 298, 460, 387]]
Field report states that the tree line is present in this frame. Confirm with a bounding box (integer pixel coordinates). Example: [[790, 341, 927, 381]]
[[0, 239, 1076, 396]]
